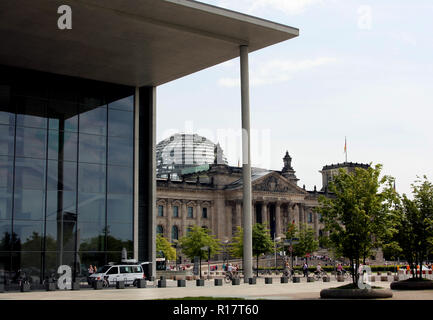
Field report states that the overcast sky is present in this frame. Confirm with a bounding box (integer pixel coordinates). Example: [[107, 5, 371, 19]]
[[157, 0, 433, 197]]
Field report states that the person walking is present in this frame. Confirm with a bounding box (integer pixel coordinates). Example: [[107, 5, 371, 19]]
[[303, 262, 308, 277]]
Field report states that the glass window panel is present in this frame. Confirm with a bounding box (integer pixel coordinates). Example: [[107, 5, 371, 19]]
[[79, 133, 106, 164], [0, 221, 12, 251], [48, 130, 77, 162], [12, 220, 44, 251], [171, 225, 178, 241], [108, 95, 133, 112], [79, 106, 106, 136], [78, 192, 106, 224], [15, 96, 47, 129], [14, 158, 46, 190], [107, 136, 133, 166], [107, 194, 132, 224], [45, 220, 76, 252], [173, 206, 179, 218], [11, 251, 43, 285], [0, 125, 15, 156], [108, 109, 133, 139], [187, 207, 193, 218], [202, 207, 208, 219], [0, 156, 13, 190], [107, 166, 132, 194], [78, 163, 106, 193], [0, 188, 13, 220], [106, 223, 133, 252], [156, 225, 163, 235], [78, 222, 105, 252], [15, 127, 47, 159], [13, 189, 45, 221], [158, 205, 164, 217], [47, 101, 78, 132], [46, 190, 76, 221], [47, 160, 77, 191]]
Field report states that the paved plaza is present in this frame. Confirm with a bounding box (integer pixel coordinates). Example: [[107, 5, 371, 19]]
[[1, 277, 432, 300]]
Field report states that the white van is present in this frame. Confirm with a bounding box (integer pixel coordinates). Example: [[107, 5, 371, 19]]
[[89, 264, 145, 286]]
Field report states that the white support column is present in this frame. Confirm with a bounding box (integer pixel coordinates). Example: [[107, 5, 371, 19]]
[[240, 45, 252, 281]]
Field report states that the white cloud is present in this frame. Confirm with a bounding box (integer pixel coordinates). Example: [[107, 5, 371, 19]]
[[218, 57, 337, 87]]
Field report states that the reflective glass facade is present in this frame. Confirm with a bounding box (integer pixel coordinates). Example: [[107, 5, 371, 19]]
[[0, 66, 135, 284]]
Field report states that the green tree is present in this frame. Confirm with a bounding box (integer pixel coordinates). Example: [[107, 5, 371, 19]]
[[390, 177, 433, 279], [293, 223, 319, 258], [316, 164, 397, 284], [229, 226, 243, 258], [252, 223, 274, 277], [156, 234, 176, 261]]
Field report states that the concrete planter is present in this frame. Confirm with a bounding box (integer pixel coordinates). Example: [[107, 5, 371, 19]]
[[158, 279, 167, 288], [136, 279, 147, 288], [116, 280, 125, 289], [293, 277, 301, 283], [370, 276, 376, 282], [307, 277, 315, 282], [214, 279, 223, 286], [323, 277, 330, 282], [177, 279, 186, 287], [196, 279, 205, 286], [337, 276, 345, 282], [248, 278, 256, 285], [232, 278, 240, 285], [280, 277, 288, 283], [71, 281, 80, 290], [45, 282, 56, 291], [93, 281, 103, 290], [20, 282, 31, 292], [265, 277, 272, 284], [320, 288, 393, 299], [380, 276, 388, 282], [393, 275, 399, 282]]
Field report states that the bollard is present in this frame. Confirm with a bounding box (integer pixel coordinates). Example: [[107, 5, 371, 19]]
[[196, 279, 205, 286], [116, 280, 125, 289], [136, 279, 147, 288], [264, 277, 272, 284], [337, 275, 344, 282], [93, 280, 103, 290], [178, 279, 186, 287], [307, 277, 315, 282], [214, 279, 223, 286], [232, 278, 240, 285], [381, 276, 388, 282], [20, 282, 31, 292], [158, 279, 167, 288], [71, 281, 80, 290], [323, 277, 330, 282], [160, 276, 166, 281], [280, 277, 288, 284], [293, 277, 301, 283], [248, 278, 256, 285]]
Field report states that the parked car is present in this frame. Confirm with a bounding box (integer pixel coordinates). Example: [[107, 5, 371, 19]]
[[88, 264, 145, 286]]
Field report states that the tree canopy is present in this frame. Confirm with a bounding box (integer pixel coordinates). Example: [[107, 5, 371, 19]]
[[156, 234, 176, 261], [179, 225, 221, 260]]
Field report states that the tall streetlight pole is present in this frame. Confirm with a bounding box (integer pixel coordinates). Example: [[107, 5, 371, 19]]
[[274, 235, 281, 270]]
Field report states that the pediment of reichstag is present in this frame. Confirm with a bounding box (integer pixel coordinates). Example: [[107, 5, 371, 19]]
[[252, 172, 307, 195]]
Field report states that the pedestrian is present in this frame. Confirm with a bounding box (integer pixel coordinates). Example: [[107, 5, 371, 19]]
[[88, 265, 94, 275], [303, 262, 308, 277]]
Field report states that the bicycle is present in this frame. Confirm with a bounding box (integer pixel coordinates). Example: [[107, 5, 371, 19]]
[[335, 269, 351, 279], [282, 269, 293, 280], [313, 270, 327, 281], [224, 271, 239, 283]]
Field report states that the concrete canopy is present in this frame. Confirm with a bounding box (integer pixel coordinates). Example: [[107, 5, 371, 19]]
[[0, 0, 298, 87]]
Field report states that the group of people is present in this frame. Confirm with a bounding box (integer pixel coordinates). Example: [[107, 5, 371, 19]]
[[88, 265, 98, 275]]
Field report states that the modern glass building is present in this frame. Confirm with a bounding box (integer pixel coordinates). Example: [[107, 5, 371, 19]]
[[0, 0, 298, 284], [0, 66, 135, 282]]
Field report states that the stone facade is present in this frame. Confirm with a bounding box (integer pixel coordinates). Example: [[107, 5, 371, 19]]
[[156, 152, 326, 243]]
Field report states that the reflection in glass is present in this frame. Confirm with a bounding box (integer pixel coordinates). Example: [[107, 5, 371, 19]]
[[14, 158, 46, 190], [107, 194, 133, 224], [15, 127, 47, 159], [0, 85, 14, 125], [48, 130, 77, 161], [78, 163, 106, 193], [77, 222, 105, 252], [46, 191, 76, 221], [107, 166, 132, 194], [16, 97, 47, 129], [108, 136, 133, 166], [12, 252, 42, 284], [79, 106, 106, 136], [78, 252, 105, 276], [106, 223, 133, 252], [0, 221, 12, 251], [45, 220, 76, 252], [0, 156, 13, 189], [77, 192, 106, 223], [108, 109, 133, 139], [47, 160, 77, 191], [79, 133, 106, 164], [12, 220, 44, 251], [0, 125, 15, 156], [13, 189, 45, 220], [0, 188, 13, 220], [108, 95, 133, 112]]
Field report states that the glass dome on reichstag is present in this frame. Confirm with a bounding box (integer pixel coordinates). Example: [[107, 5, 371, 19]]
[[156, 133, 228, 179]]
